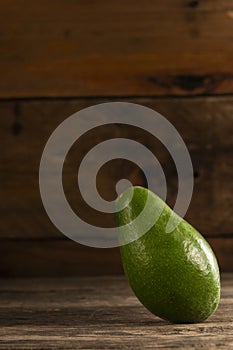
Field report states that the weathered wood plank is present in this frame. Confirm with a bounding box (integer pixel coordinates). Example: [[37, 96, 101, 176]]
[[0, 0, 233, 97], [0, 274, 232, 349], [2, 96, 233, 169], [1, 97, 233, 239], [0, 238, 231, 278], [2, 97, 233, 169]]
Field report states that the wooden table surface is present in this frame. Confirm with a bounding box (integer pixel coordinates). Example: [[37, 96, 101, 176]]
[[0, 274, 232, 349]]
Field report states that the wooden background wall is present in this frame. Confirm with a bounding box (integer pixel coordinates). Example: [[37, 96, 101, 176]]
[[1, 0, 233, 277]]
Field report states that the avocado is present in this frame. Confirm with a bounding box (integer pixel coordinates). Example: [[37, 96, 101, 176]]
[[115, 186, 220, 323]]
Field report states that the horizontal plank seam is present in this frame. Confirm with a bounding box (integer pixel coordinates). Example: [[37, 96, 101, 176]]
[[1, 93, 233, 102], [0, 234, 233, 242]]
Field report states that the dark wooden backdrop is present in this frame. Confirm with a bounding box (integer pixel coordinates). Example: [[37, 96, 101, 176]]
[[1, 0, 233, 277]]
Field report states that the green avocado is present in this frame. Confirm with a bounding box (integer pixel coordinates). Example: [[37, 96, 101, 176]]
[[115, 186, 220, 323]]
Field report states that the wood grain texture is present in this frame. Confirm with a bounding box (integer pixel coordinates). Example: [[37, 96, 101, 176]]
[[0, 0, 233, 97], [1, 96, 233, 239], [0, 274, 232, 349]]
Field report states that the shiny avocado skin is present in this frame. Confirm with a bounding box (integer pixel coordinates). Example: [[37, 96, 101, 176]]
[[115, 186, 220, 324]]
